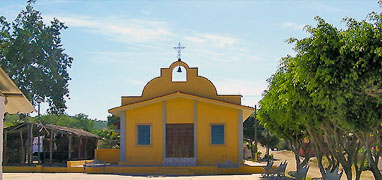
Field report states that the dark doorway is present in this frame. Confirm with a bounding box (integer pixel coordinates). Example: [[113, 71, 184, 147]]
[[166, 124, 194, 158]]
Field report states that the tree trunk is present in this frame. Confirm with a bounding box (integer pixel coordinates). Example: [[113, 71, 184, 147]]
[[361, 131, 382, 180], [369, 164, 382, 180], [323, 124, 353, 180], [289, 138, 301, 171], [366, 147, 382, 180], [265, 146, 270, 164], [306, 126, 327, 176]]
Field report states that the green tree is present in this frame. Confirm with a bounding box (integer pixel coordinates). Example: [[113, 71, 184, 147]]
[[0, 0, 73, 114], [260, 5, 382, 179], [107, 115, 120, 127], [96, 126, 120, 149], [4, 113, 102, 134], [287, 13, 382, 179], [244, 115, 276, 159], [258, 62, 313, 171], [258, 129, 279, 161]]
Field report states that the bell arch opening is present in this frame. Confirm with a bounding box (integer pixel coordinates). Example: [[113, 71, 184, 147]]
[[172, 66, 187, 82]]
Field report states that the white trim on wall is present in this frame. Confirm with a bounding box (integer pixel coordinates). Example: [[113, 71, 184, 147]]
[[162, 101, 167, 159], [0, 96, 5, 179], [120, 111, 126, 162], [238, 109, 243, 163], [193, 100, 197, 159]]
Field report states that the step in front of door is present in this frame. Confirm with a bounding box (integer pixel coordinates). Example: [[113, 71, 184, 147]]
[[163, 158, 197, 166], [159, 167, 195, 175]]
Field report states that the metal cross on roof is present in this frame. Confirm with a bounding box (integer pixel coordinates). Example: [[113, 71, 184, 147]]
[[173, 42, 185, 61]]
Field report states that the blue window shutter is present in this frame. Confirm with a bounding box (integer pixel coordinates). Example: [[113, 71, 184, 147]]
[[211, 124, 224, 145], [138, 125, 151, 145]]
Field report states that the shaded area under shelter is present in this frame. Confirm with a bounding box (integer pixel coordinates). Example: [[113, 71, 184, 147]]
[[3, 122, 98, 165]]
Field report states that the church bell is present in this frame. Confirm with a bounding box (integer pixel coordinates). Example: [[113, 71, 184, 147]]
[[177, 66, 182, 73]]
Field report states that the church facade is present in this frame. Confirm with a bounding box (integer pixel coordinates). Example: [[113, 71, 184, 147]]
[[108, 60, 253, 166]]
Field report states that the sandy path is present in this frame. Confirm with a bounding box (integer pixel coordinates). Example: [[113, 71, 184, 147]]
[[3, 173, 265, 180], [257, 145, 375, 180]]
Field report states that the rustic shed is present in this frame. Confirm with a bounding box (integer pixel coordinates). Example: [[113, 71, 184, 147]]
[[3, 122, 98, 164]]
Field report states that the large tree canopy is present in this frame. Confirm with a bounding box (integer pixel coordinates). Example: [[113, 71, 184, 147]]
[[259, 4, 382, 180], [0, 0, 73, 114]]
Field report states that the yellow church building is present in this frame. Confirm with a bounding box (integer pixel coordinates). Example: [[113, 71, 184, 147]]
[[108, 57, 254, 167], [2, 45, 263, 175]]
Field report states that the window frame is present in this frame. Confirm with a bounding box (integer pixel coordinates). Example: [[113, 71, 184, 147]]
[[210, 123, 226, 145], [136, 124, 152, 146]]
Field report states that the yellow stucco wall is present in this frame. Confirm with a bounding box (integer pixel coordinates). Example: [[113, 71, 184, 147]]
[[110, 60, 254, 167], [124, 102, 163, 165], [95, 149, 120, 164], [121, 97, 239, 166], [166, 97, 193, 124], [120, 61, 241, 106], [197, 101, 238, 165]]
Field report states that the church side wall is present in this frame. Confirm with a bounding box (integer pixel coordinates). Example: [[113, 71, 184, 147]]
[[124, 102, 163, 165], [196, 101, 239, 165]]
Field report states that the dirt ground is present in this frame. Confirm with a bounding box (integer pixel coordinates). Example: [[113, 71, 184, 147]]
[[3, 146, 377, 180], [3, 173, 265, 180], [257, 145, 375, 180]]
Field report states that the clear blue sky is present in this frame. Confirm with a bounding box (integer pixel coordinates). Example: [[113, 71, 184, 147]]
[[1, 0, 380, 120]]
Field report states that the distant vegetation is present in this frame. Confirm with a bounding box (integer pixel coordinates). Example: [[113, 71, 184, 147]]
[[4, 113, 107, 134]]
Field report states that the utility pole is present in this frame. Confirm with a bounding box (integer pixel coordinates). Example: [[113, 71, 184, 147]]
[[254, 105, 258, 161]]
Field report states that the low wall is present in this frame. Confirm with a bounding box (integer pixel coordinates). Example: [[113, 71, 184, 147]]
[[3, 164, 82, 173], [67, 160, 94, 167], [94, 149, 120, 164]]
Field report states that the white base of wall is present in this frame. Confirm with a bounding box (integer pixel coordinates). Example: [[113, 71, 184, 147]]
[[162, 158, 196, 166]]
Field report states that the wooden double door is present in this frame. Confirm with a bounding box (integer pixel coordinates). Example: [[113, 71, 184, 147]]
[[166, 124, 194, 158]]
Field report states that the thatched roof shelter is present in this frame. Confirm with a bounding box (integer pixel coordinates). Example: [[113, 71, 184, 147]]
[[4, 122, 98, 164]]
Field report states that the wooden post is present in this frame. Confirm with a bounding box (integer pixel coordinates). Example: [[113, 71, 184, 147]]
[[3, 130, 7, 164], [49, 129, 54, 163], [68, 134, 72, 161], [30, 124, 33, 164], [84, 138, 88, 159], [27, 124, 30, 164], [20, 131, 24, 163], [26, 125, 29, 164], [78, 136, 82, 159], [27, 124, 33, 164]]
